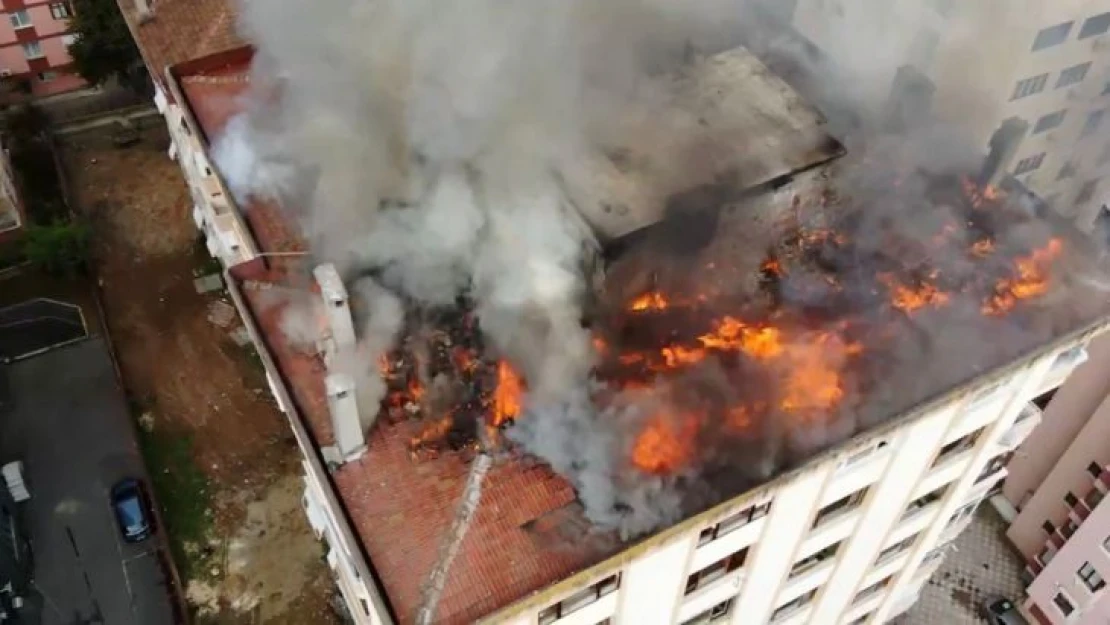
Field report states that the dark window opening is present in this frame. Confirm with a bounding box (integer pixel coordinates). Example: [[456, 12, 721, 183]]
[[1053, 591, 1074, 616], [1032, 22, 1074, 51]]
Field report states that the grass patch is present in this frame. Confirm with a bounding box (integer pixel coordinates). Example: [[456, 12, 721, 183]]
[[136, 425, 212, 579]]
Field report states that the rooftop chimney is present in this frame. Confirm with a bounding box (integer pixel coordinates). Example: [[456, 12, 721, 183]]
[[326, 373, 366, 461], [979, 117, 1030, 188], [313, 263, 357, 363]]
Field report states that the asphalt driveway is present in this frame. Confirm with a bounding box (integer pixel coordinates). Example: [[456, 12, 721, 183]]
[[0, 338, 174, 625]]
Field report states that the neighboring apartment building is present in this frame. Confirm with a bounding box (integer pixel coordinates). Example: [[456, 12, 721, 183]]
[[0, 136, 21, 238], [0, 0, 84, 98], [128, 27, 1110, 623], [776, 0, 1110, 233], [997, 333, 1110, 624]]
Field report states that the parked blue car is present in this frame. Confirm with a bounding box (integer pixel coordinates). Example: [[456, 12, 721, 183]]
[[110, 478, 153, 543]]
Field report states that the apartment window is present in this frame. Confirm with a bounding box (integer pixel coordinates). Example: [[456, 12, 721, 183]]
[[1014, 153, 1046, 175], [1083, 109, 1106, 138], [1040, 543, 1060, 565], [1012, 73, 1049, 100], [813, 489, 867, 528], [538, 574, 620, 625], [37, 71, 56, 83], [1088, 489, 1106, 508], [853, 576, 892, 605], [698, 501, 771, 546], [1079, 562, 1107, 593], [1033, 22, 1074, 51], [1053, 591, 1075, 616], [770, 589, 816, 623], [1033, 389, 1057, 411], [1088, 462, 1104, 479], [948, 502, 978, 527], [685, 548, 748, 595], [1062, 518, 1079, 538], [790, 541, 841, 578], [922, 546, 947, 565], [903, 487, 947, 520], [1076, 179, 1099, 205], [21, 41, 43, 60], [1065, 492, 1080, 508], [838, 440, 888, 471], [1058, 161, 1077, 180], [680, 599, 734, 625], [49, 2, 73, 19], [1042, 520, 1056, 534], [8, 9, 32, 29], [932, 430, 980, 467], [876, 535, 917, 564], [1057, 62, 1092, 89], [1080, 12, 1110, 39], [1033, 109, 1067, 134], [1053, 345, 1088, 370]]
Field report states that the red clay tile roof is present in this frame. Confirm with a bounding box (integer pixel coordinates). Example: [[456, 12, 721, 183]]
[[117, 0, 243, 87], [181, 54, 619, 623], [176, 56, 306, 254], [243, 267, 618, 624]]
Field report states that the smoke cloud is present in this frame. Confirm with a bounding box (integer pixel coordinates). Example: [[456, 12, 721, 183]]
[[216, 0, 1110, 536]]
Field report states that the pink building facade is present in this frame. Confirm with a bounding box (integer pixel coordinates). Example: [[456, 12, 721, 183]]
[[0, 0, 85, 98], [1002, 335, 1110, 624]]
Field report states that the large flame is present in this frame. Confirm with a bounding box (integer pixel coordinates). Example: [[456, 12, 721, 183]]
[[982, 238, 1064, 316], [492, 360, 524, 428], [389, 176, 1070, 477], [631, 413, 700, 475]]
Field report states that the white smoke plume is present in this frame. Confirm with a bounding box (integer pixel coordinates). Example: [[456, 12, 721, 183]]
[[213, 0, 755, 532], [214, 0, 1105, 537]]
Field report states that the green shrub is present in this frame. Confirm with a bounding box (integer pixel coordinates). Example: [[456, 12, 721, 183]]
[[22, 220, 91, 277]]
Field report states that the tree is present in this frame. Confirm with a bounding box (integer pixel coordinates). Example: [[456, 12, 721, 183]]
[[22, 220, 91, 277], [66, 0, 146, 91]]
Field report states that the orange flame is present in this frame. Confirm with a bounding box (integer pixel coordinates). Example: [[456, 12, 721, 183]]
[[630, 414, 700, 475], [970, 238, 995, 258], [779, 333, 856, 414], [982, 238, 1064, 316], [878, 272, 951, 315], [698, 317, 784, 359], [492, 361, 524, 428], [629, 291, 669, 312], [411, 413, 454, 448]]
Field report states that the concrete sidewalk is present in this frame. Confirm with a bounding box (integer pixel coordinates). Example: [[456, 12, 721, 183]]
[[901, 506, 1026, 624]]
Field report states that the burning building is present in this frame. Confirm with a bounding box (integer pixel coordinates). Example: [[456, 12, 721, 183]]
[[151, 19, 1110, 625]]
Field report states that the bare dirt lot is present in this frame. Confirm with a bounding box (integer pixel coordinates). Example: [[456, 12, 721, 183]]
[[58, 126, 340, 625]]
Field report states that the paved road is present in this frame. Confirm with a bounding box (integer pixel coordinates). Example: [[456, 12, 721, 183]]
[[0, 338, 174, 625]]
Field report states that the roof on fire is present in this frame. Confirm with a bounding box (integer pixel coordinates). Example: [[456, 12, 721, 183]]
[[168, 43, 1110, 625]]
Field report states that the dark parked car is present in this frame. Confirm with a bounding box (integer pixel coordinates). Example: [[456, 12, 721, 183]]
[[980, 596, 1027, 625], [109, 478, 152, 543]]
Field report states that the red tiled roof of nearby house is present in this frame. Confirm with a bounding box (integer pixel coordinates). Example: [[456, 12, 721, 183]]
[[116, 0, 243, 87]]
